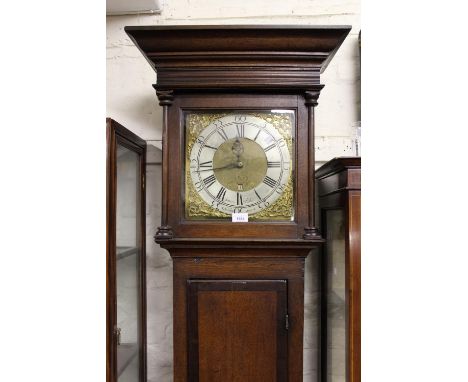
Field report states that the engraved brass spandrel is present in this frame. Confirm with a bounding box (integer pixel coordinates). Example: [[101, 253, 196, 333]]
[[186, 113, 228, 155], [252, 176, 294, 220], [186, 176, 230, 219]]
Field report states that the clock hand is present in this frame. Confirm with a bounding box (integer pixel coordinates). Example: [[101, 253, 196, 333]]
[[195, 162, 240, 172], [195, 139, 246, 173]]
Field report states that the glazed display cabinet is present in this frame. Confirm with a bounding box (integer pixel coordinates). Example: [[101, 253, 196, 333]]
[[107, 118, 147, 382], [317, 157, 361, 382]]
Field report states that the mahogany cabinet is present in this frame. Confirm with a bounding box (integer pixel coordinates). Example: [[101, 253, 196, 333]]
[[316, 157, 361, 382], [107, 118, 147, 382]]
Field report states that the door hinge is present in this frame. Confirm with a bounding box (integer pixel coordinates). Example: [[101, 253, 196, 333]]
[[285, 314, 289, 330], [114, 327, 121, 345]]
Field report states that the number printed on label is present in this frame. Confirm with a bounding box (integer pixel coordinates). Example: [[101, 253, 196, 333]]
[[232, 212, 249, 222]]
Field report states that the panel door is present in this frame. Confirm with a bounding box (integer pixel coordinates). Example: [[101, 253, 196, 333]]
[[187, 280, 288, 382]]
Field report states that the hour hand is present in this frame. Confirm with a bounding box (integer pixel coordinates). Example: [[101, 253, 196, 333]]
[[195, 162, 237, 172]]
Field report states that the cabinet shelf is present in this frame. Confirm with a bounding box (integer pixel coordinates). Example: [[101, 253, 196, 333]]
[[117, 343, 138, 377], [116, 246, 139, 260], [328, 290, 345, 306]]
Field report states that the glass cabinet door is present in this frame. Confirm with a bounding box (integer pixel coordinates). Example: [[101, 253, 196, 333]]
[[107, 119, 146, 382], [116, 145, 141, 381], [324, 209, 346, 382]]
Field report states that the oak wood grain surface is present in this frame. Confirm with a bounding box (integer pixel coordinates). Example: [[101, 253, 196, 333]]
[[187, 280, 287, 382]]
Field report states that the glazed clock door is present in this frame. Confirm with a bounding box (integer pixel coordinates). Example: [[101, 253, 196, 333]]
[[107, 119, 147, 382], [187, 280, 288, 382]]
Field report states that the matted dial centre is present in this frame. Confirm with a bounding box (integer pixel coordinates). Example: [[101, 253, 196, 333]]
[[212, 138, 267, 192]]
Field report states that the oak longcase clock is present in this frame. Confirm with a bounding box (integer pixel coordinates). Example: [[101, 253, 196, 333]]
[[125, 25, 351, 382]]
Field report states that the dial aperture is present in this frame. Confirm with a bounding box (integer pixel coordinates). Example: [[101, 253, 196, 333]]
[[186, 112, 293, 218]]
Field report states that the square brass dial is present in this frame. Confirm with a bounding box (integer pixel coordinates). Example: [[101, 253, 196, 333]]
[[184, 110, 295, 221]]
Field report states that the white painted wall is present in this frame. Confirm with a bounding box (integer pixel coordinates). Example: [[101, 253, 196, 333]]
[[107, 1, 360, 381]]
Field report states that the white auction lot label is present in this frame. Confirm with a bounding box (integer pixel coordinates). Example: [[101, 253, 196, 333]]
[[232, 213, 248, 222]]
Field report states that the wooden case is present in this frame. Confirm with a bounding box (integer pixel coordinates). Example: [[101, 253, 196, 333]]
[[125, 25, 351, 242]]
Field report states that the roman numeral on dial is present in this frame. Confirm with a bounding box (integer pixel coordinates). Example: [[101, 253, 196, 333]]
[[236, 124, 245, 137], [263, 176, 277, 188], [199, 160, 213, 168], [216, 187, 226, 201], [264, 143, 276, 152], [203, 144, 217, 150], [254, 130, 261, 142], [267, 161, 281, 168], [237, 192, 243, 205], [203, 174, 216, 188], [217, 128, 229, 141]]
